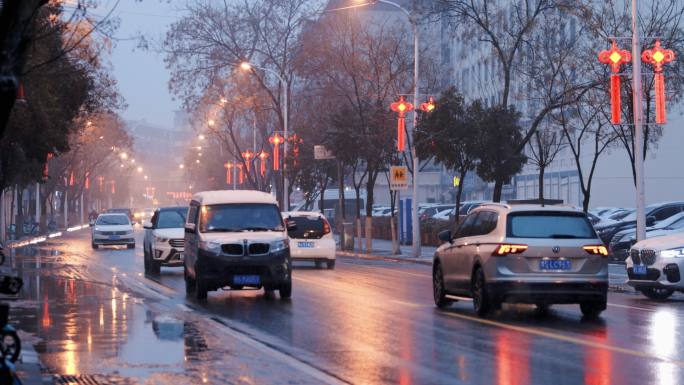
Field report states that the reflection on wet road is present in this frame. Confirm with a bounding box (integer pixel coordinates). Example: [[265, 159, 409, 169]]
[[8, 229, 684, 384]]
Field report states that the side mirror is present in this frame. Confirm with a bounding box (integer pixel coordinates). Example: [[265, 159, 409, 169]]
[[438, 230, 452, 243], [646, 216, 656, 227], [143, 221, 153, 230], [185, 223, 196, 234]]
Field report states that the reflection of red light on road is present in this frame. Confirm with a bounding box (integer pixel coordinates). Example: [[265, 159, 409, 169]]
[[41, 294, 52, 328], [584, 329, 611, 385], [398, 320, 413, 385], [497, 331, 529, 385]]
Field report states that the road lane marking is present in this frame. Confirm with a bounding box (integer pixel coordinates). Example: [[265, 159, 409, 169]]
[[607, 302, 656, 312], [209, 317, 350, 385], [440, 311, 684, 366]]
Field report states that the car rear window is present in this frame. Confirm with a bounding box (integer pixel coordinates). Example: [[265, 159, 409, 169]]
[[287, 216, 326, 239], [506, 211, 597, 239]]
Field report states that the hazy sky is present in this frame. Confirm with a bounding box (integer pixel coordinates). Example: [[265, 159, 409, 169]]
[[108, 1, 181, 128]]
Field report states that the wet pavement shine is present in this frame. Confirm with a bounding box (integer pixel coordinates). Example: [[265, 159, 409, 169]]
[[6, 228, 684, 385]]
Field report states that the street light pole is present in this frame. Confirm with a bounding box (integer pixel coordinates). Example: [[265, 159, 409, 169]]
[[631, 0, 646, 241], [241, 62, 289, 209]]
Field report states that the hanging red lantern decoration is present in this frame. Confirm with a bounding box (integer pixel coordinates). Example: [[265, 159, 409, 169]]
[[69, 171, 75, 186], [85, 172, 90, 189], [598, 40, 632, 124], [16, 80, 26, 103], [642, 40, 676, 124], [419, 97, 436, 113], [269, 133, 284, 171], [111, 181, 116, 195], [258, 151, 269, 177], [224, 162, 233, 184], [98, 176, 104, 192], [237, 164, 244, 185], [289, 134, 303, 167], [390, 96, 414, 152], [242, 150, 254, 172]]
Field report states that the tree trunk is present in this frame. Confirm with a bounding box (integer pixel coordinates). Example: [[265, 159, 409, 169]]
[[492, 179, 504, 202], [365, 216, 372, 253], [455, 170, 466, 224], [538, 166, 545, 206]]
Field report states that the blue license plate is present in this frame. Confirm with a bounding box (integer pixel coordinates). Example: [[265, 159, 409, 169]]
[[633, 265, 647, 275], [539, 259, 572, 270], [297, 241, 315, 248], [233, 275, 260, 285], [109, 235, 120, 240]]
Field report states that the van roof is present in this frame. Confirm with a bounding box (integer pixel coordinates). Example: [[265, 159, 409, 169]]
[[191, 190, 277, 206]]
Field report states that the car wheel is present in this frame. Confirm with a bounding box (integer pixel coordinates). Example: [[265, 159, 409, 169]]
[[127, 243, 135, 249], [640, 287, 674, 300], [580, 300, 606, 318], [279, 280, 292, 299], [433, 262, 452, 309], [91, 242, 98, 250], [150, 260, 161, 275], [143, 248, 150, 273], [315, 261, 323, 269], [326, 260, 336, 269], [472, 267, 492, 317], [535, 304, 551, 315], [184, 264, 195, 294]]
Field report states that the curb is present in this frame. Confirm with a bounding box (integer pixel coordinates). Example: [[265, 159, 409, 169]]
[[337, 251, 433, 266]]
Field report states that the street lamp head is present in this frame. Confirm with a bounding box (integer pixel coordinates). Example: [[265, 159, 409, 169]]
[[179, 164, 185, 169], [137, 166, 143, 173], [240, 62, 252, 71], [120, 152, 128, 160]]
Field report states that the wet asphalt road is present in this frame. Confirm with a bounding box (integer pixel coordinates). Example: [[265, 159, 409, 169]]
[[7, 228, 684, 385]]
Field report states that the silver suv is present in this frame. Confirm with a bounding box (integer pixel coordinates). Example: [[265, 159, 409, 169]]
[[432, 204, 608, 317]]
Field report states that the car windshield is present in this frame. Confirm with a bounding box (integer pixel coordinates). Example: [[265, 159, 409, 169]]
[[666, 217, 684, 230], [622, 205, 658, 222], [507, 211, 597, 239], [199, 203, 284, 232], [286, 215, 326, 239], [157, 209, 187, 229], [96, 215, 129, 226]]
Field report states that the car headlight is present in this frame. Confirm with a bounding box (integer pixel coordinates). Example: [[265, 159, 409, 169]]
[[270, 238, 289, 253], [659, 248, 684, 258], [155, 236, 169, 243], [199, 240, 222, 256]]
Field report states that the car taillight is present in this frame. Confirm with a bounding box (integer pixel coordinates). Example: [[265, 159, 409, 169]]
[[583, 245, 608, 257], [322, 218, 331, 234], [492, 244, 528, 256]]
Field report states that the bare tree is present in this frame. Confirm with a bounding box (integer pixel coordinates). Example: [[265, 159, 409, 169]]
[[526, 126, 565, 204]]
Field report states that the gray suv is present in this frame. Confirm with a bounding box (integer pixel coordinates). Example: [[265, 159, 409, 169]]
[[432, 204, 608, 317]]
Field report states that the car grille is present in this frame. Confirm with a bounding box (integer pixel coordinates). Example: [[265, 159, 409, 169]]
[[641, 249, 656, 266], [248, 243, 270, 255], [101, 231, 127, 236], [169, 239, 184, 248], [222, 244, 244, 256], [220, 243, 270, 256], [630, 249, 641, 264]]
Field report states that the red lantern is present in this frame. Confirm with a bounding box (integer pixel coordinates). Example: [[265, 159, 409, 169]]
[[43, 153, 53, 181], [598, 40, 631, 124], [420, 97, 436, 113], [85, 172, 90, 189], [69, 171, 74, 186], [242, 150, 254, 172], [390, 96, 414, 152], [258, 151, 269, 177], [237, 164, 244, 185], [269, 133, 284, 170], [98, 176, 104, 192], [642, 40, 675, 124], [16, 80, 26, 103], [111, 181, 116, 195], [224, 162, 233, 184]]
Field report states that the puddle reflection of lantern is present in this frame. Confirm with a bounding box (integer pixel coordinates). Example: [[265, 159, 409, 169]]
[[390, 96, 414, 152], [642, 40, 675, 124]]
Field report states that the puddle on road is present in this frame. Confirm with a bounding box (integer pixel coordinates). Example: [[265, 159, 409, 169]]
[[7, 246, 216, 383]]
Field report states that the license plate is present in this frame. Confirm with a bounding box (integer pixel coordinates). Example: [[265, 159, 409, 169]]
[[633, 265, 647, 275], [233, 275, 260, 285], [109, 235, 120, 240], [539, 259, 572, 270], [297, 241, 315, 248]]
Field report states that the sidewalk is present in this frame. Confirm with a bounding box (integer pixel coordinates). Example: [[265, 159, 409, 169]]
[[336, 237, 435, 265], [15, 332, 49, 385]]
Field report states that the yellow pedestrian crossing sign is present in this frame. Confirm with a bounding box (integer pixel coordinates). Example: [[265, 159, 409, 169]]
[[390, 166, 408, 190], [453, 176, 460, 187]]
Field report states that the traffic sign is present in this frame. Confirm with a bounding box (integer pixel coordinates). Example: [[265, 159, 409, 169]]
[[390, 166, 409, 190], [453, 176, 460, 187], [314, 145, 335, 160]]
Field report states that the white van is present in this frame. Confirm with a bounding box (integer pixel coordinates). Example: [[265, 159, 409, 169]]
[[183, 190, 294, 300]]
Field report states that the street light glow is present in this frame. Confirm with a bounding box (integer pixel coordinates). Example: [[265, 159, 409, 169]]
[[179, 164, 185, 169], [240, 62, 252, 71], [206, 121, 214, 128], [120, 152, 128, 160], [199, 134, 206, 140], [137, 166, 143, 173]]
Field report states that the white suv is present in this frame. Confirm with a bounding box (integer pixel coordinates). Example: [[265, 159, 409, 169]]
[[143, 206, 187, 275], [283, 211, 336, 269], [627, 232, 684, 300]]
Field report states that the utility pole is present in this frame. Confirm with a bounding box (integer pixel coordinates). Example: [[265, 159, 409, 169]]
[[632, 0, 646, 241]]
